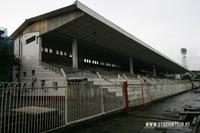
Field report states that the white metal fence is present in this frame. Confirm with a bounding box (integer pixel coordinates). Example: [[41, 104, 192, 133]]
[[0, 82, 66, 133], [0, 81, 124, 133], [0, 79, 192, 133], [127, 80, 192, 107], [67, 81, 124, 123]]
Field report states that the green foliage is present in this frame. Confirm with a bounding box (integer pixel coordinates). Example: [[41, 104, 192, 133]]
[[0, 43, 15, 81], [182, 74, 191, 80], [193, 74, 200, 80]]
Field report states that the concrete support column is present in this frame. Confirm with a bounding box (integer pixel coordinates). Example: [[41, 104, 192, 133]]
[[153, 65, 157, 78], [166, 71, 169, 78], [72, 39, 78, 69], [129, 57, 134, 75], [173, 74, 175, 79], [181, 74, 184, 79], [38, 36, 42, 61]]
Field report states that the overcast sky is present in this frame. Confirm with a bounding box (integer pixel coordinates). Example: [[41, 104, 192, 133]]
[[1, 0, 200, 70]]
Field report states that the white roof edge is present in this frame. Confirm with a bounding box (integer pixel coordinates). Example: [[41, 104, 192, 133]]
[[75, 1, 185, 70]]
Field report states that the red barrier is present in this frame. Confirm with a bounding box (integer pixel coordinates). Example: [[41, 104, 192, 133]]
[[123, 81, 129, 112]]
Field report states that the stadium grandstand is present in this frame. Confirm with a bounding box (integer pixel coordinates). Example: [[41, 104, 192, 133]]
[[0, 2, 193, 132], [10, 1, 188, 84]]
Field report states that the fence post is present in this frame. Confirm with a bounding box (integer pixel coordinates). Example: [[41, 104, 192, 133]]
[[141, 81, 145, 105], [123, 81, 129, 112], [101, 88, 104, 113], [65, 81, 68, 125]]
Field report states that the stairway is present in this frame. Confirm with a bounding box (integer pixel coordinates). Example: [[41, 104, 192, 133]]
[[18, 62, 66, 86]]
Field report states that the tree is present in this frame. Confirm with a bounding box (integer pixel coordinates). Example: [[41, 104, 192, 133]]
[[0, 43, 16, 81], [193, 74, 200, 80], [182, 74, 191, 80]]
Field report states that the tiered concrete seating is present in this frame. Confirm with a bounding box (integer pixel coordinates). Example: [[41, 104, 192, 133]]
[[19, 63, 66, 86]]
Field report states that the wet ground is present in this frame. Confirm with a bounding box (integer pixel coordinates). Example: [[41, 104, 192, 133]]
[[59, 90, 200, 133]]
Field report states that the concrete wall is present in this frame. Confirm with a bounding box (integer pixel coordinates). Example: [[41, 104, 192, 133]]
[[13, 32, 40, 67], [13, 32, 63, 83], [21, 32, 41, 67], [13, 32, 41, 81]]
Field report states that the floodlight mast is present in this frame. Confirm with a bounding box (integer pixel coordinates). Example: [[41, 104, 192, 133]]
[[181, 48, 188, 69]]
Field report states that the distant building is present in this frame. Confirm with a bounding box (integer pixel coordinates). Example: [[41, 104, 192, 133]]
[[0, 27, 7, 39], [0, 27, 13, 50], [0, 27, 10, 46]]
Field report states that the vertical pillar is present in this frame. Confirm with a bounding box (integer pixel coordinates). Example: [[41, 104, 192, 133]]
[[153, 65, 157, 78], [181, 74, 184, 79], [174, 74, 177, 79], [18, 35, 22, 82], [173, 74, 175, 79], [129, 57, 134, 75], [166, 71, 169, 78], [72, 39, 78, 69], [38, 36, 42, 61]]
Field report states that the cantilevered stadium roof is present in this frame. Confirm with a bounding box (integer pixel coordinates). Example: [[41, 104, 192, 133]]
[[10, 1, 188, 73]]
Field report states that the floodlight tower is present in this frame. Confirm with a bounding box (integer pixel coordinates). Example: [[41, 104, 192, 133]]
[[181, 48, 188, 69]]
